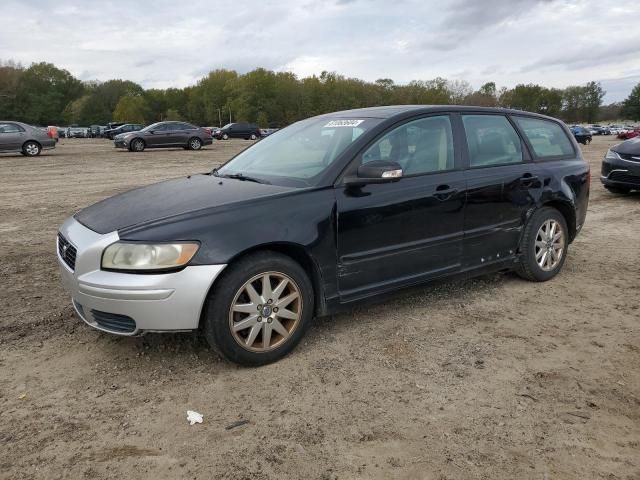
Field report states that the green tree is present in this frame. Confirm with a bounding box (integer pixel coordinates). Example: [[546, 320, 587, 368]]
[[163, 108, 183, 121], [621, 82, 640, 121], [113, 95, 147, 123], [15, 62, 83, 124]]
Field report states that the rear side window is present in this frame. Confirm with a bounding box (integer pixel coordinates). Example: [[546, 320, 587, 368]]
[[513, 117, 574, 158], [462, 115, 522, 167]]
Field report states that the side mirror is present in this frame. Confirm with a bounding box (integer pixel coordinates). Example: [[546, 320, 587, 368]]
[[344, 160, 403, 186]]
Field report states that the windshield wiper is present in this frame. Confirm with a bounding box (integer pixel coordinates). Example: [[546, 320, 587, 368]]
[[214, 171, 270, 184]]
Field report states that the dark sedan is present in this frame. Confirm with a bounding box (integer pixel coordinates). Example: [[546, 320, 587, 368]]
[[570, 126, 592, 145], [0, 121, 56, 156], [106, 123, 143, 140], [601, 137, 640, 193], [114, 121, 213, 152]]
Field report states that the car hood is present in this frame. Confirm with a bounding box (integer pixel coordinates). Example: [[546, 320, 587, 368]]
[[614, 137, 640, 155], [74, 174, 296, 234]]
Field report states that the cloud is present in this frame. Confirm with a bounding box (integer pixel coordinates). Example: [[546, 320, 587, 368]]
[[0, 0, 639, 101]]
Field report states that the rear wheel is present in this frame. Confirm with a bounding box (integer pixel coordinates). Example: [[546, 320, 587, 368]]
[[250, 133, 257, 140], [130, 138, 145, 152], [605, 186, 631, 194], [203, 252, 314, 366], [22, 141, 41, 157], [516, 207, 568, 282], [188, 137, 202, 150]]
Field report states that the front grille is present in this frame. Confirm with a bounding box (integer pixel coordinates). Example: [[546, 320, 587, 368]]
[[609, 171, 640, 185], [57, 233, 77, 270], [91, 310, 137, 333], [618, 153, 640, 162]]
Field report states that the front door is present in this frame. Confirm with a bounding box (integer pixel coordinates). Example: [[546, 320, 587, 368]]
[[336, 114, 466, 301]]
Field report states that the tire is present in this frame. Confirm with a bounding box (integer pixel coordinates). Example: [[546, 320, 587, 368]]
[[22, 141, 41, 157], [188, 137, 202, 150], [250, 133, 257, 140], [130, 138, 145, 152], [605, 186, 631, 194], [516, 207, 569, 282], [222, 133, 229, 140], [203, 251, 314, 366]]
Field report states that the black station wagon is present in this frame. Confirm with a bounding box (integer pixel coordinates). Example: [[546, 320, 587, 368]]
[[57, 106, 590, 365]]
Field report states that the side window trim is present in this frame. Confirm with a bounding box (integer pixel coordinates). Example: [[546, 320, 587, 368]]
[[509, 115, 577, 162], [348, 113, 460, 180]]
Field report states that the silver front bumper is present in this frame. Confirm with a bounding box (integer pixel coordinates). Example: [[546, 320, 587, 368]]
[[57, 217, 226, 335]]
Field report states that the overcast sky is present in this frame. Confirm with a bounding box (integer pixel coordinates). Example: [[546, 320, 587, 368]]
[[1, 0, 639, 102]]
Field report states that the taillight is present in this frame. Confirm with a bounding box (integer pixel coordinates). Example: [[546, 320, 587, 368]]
[[204, 127, 212, 136]]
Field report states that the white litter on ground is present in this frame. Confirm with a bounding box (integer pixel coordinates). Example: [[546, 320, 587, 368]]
[[187, 410, 203, 425]]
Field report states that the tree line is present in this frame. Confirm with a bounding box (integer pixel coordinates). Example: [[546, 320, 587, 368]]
[[1, 59, 639, 127]]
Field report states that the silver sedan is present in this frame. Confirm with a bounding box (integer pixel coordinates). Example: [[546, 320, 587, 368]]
[[0, 121, 56, 156]]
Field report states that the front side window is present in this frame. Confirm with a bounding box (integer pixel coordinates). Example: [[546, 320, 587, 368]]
[[462, 115, 522, 167], [361, 116, 454, 175], [513, 117, 574, 158], [216, 117, 381, 187]]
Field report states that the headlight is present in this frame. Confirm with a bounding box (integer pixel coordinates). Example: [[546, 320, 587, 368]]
[[101, 242, 199, 272], [605, 149, 620, 160]]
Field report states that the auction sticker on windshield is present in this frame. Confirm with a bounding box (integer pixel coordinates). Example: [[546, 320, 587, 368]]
[[324, 120, 364, 128]]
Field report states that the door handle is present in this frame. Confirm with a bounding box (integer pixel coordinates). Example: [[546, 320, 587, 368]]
[[434, 184, 457, 201], [519, 174, 539, 187]]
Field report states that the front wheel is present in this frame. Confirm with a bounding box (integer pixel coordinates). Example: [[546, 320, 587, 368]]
[[222, 133, 229, 140], [130, 138, 145, 152], [516, 207, 568, 282], [22, 141, 41, 156], [203, 252, 314, 366]]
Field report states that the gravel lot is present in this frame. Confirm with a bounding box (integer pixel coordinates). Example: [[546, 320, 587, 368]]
[[1, 136, 638, 480]]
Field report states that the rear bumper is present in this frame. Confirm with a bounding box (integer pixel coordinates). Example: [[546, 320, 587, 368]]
[[57, 217, 226, 335]]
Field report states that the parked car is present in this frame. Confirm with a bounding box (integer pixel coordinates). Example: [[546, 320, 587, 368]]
[[260, 128, 280, 137], [571, 126, 592, 144], [601, 137, 640, 194], [68, 127, 87, 138], [0, 121, 56, 156], [103, 122, 126, 139], [57, 106, 589, 365], [114, 121, 212, 151], [213, 122, 261, 140], [106, 123, 143, 140], [617, 129, 640, 140], [46, 126, 60, 142]]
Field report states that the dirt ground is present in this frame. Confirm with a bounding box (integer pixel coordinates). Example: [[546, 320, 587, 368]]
[[0, 136, 638, 480]]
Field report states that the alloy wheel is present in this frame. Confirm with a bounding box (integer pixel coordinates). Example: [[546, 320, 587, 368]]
[[535, 219, 564, 271], [24, 143, 40, 156], [228, 271, 303, 352], [190, 138, 201, 150]]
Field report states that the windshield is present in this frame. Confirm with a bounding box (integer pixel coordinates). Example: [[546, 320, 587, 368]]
[[215, 117, 380, 187]]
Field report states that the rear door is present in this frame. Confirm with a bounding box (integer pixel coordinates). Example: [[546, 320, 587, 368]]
[[460, 114, 541, 268], [336, 114, 466, 300], [161, 122, 183, 146]]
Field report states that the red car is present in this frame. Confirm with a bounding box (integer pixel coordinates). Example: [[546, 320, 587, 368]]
[[617, 129, 640, 140]]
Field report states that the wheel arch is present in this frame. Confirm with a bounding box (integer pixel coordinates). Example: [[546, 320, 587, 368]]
[[23, 139, 42, 150], [523, 200, 576, 246], [542, 200, 576, 243], [198, 242, 327, 329]]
